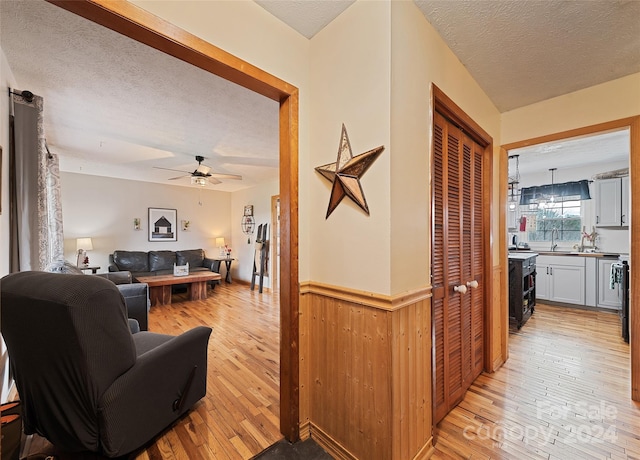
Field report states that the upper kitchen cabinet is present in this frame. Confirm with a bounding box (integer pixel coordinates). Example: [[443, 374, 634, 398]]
[[595, 176, 629, 227]]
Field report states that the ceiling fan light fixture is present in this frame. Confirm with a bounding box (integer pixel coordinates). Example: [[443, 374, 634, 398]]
[[191, 176, 207, 187], [195, 164, 211, 175]]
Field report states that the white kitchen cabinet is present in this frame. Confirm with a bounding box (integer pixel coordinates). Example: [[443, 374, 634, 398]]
[[597, 257, 623, 309], [536, 255, 585, 305], [621, 175, 629, 227], [536, 259, 550, 300], [585, 257, 597, 307], [595, 177, 629, 227]]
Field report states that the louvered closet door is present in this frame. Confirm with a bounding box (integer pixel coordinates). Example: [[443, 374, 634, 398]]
[[432, 111, 485, 424]]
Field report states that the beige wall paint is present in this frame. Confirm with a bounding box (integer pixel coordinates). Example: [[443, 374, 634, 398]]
[[308, 0, 393, 294], [231, 179, 279, 285], [389, 1, 501, 294], [130, 0, 313, 283], [501, 72, 640, 144], [60, 172, 232, 273]]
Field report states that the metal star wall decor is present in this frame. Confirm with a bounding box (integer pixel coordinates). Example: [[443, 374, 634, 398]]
[[315, 124, 385, 219]]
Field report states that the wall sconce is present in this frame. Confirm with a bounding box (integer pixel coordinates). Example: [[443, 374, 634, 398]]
[[216, 237, 226, 257], [76, 237, 93, 267]]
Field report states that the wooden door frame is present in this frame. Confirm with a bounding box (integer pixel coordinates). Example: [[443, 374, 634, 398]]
[[271, 195, 280, 292], [48, 0, 301, 440], [501, 116, 640, 402], [431, 85, 494, 422]]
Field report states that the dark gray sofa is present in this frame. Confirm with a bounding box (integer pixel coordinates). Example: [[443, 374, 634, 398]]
[[108, 249, 221, 280]]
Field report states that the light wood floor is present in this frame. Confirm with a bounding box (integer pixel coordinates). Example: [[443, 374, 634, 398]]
[[20, 282, 283, 460], [135, 283, 283, 460], [19, 294, 639, 459], [433, 303, 640, 460]]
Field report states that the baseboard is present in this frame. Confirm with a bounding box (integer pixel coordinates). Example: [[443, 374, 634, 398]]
[[412, 436, 435, 459], [309, 422, 358, 460], [299, 419, 311, 441]]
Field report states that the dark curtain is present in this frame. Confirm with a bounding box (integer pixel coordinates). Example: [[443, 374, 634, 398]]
[[9, 90, 64, 272], [519, 180, 591, 206]]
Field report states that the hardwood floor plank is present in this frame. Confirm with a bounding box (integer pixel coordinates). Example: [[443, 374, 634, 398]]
[[433, 303, 640, 459]]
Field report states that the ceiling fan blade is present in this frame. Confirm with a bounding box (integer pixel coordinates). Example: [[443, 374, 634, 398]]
[[169, 175, 189, 180], [153, 166, 191, 174], [208, 177, 222, 185], [211, 173, 243, 180]]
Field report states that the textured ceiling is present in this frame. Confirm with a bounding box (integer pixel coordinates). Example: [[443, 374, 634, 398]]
[[1, 0, 280, 192], [1, 0, 637, 190], [415, 0, 640, 112], [510, 129, 629, 178]]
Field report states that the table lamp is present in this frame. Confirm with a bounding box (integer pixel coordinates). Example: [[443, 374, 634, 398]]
[[76, 237, 93, 267], [216, 237, 226, 257]]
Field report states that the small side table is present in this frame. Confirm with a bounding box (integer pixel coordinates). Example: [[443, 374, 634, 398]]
[[213, 258, 234, 283], [80, 265, 100, 274]]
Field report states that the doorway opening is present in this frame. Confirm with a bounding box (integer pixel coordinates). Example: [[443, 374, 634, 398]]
[[501, 116, 640, 402], [49, 0, 301, 440]]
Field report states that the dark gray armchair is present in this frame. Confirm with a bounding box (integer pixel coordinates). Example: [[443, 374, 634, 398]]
[[96, 271, 150, 331], [1, 271, 211, 457]]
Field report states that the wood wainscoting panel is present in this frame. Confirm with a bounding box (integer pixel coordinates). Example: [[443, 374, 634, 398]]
[[301, 282, 433, 460], [391, 298, 434, 460], [491, 265, 506, 371]]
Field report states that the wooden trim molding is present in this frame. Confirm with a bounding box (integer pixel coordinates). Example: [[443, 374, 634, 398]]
[[300, 281, 432, 311], [501, 115, 640, 402], [48, 0, 301, 439], [431, 84, 496, 373]]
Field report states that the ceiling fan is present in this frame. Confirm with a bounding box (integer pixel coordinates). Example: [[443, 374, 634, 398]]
[[154, 155, 242, 186]]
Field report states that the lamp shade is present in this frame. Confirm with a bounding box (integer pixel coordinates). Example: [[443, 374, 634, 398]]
[[76, 237, 93, 251], [215, 237, 225, 248]]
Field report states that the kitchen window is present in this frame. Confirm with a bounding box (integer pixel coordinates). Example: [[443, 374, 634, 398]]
[[527, 200, 582, 242]]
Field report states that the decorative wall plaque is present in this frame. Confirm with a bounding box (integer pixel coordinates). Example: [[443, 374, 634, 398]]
[[315, 124, 384, 218]]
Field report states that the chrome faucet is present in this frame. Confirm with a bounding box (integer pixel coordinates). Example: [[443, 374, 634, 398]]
[[551, 228, 559, 252]]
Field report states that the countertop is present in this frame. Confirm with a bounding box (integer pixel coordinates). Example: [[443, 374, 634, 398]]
[[509, 250, 620, 258]]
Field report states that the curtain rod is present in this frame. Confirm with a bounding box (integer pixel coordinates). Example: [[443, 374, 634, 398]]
[[8, 88, 34, 102]]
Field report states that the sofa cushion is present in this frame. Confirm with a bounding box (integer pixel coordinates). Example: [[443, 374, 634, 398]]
[[148, 251, 176, 272], [176, 249, 205, 268], [113, 251, 149, 272]]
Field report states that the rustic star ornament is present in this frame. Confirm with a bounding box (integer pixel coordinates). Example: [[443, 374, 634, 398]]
[[315, 124, 385, 219]]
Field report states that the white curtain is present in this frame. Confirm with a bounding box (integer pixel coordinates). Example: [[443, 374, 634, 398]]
[[9, 90, 64, 271]]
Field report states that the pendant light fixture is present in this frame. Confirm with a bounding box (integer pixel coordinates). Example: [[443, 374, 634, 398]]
[[508, 155, 520, 210]]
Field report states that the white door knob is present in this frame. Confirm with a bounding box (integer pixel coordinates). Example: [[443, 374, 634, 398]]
[[466, 280, 479, 289], [453, 284, 468, 294]]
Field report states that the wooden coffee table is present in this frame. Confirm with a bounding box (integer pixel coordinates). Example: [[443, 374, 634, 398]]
[[136, 272, 222, 306]]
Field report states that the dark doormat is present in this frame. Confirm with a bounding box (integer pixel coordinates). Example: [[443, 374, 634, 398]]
[[251, 438, 332, 460]]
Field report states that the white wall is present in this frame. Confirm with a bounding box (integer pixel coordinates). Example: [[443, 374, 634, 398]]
[[130, 0, 313, 284], [0, 47, 18, 403], [501, 73, 640, 144], [60, 172, 232, 273], [231, 179, 278, 286], [389, 1, 501, 293], [308, 0, 393, 294], [1, 47, 17, 277]]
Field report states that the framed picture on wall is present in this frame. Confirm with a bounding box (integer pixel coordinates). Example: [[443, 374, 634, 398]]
[[148, 207, 177, 242], [244, 205, 253, 216]]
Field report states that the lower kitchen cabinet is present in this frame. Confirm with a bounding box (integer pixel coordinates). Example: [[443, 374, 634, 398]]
[[597, 257, 623, 309], [536, 256, 585, 305]]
